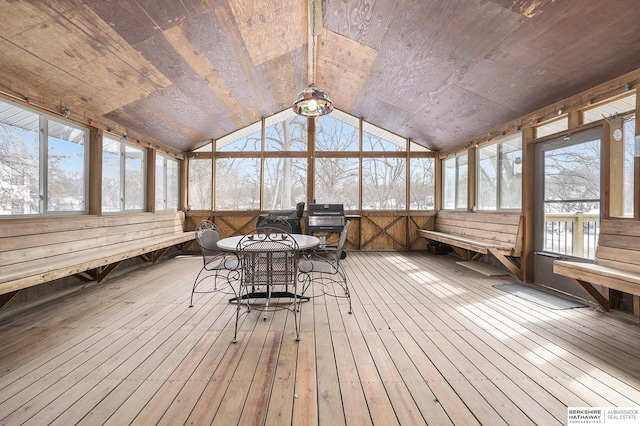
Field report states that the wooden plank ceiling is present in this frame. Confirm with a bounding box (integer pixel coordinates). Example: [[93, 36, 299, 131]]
[[1, 0, 640, 153]]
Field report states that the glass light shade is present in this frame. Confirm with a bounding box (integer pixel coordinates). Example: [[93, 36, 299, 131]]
[[292, 86, 333, 117]]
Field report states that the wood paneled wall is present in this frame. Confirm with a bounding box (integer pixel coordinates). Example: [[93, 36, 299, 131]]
[[189, 211, 436, 251]]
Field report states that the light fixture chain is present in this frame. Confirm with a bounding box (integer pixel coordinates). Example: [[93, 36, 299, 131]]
[[311, 0, 316, 86], [293, 0, 332, 117]]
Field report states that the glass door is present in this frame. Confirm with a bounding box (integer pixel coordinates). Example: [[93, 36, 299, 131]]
[[533, 127, 602, 296]]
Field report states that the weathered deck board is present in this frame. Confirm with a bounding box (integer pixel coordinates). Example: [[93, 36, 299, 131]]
[[1, 252, 639, 425]]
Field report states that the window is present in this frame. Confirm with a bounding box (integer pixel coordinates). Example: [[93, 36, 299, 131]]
[[314, 157, 359, 209], [102, 136, 145, 212], [362, 122, 405, 151], [264, 110, 307, 151], [456, 155, 468, 209], [316, 110, 359, 151], [263, 157, 306, 210], [215, 158, 259, 210], [360, 121, 406, 210], [201, 108, 435, 213], [543, 133, 601, 258], [156, 154, 179, 211], [610, 116, 636, 218], [214, 112, 309, 211], [535, 117, 568, 138], [622, 117, 635, 217], [102, 138, 121, 212], [315, 110, 360, 208], [583, 93, 636, 124], [188, 158, 212, 210], [477, 134, 522, 210], [0, 99, 87, 215], [362, 158, 406, 209], [477, 144, 498, 210], [216, 122, 261, 152], [443, 154, 467, 209], [167, 157, 179, 211], [409, 157, 435, 210], [261, 110, 307, 209], [581, 93, 636, 219]]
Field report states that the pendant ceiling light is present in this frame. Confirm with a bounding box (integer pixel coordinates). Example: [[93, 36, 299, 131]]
[[293, 0, 333, 117]]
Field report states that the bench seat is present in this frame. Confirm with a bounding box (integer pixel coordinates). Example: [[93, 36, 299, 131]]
[[553, 220, 640, 317], [0, 211, 194, 310], [0, 232, 193, 294], [417, 230, 515, 255], [417, 211, 524, 279]]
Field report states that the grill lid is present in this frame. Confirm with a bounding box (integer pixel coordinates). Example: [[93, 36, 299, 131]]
[[308, 203, 345, 216]]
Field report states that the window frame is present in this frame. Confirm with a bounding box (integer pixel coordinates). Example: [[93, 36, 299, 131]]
[[155, 153, 179, 211], [442, 153, 468, 210], [203, 107, 432, 213], [476, 134, 522, 212], [102, 135, 146, 213], [0, 99, 89, 216]]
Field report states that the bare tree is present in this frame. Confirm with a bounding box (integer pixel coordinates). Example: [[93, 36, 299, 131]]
[[0, 123, 38, 214], [544, 140, 600, 213]]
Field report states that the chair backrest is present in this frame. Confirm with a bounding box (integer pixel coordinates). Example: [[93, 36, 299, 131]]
[[237, 230, 299, 252], [195, 220, 223, 262], [334, 220, 351, 263], [196, 219, 217, 232], [256, 216, 293, 234], [236, 232, 300, 286]]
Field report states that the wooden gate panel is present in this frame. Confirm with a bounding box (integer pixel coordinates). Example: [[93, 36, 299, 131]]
[[361, 215, 407, 250]]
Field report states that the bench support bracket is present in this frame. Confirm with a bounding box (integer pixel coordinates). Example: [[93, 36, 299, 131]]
[[572, 278, 610, 311], [0, 290, 20, 311], [450, 246, 470, 260], [487, 248, 523, 280]]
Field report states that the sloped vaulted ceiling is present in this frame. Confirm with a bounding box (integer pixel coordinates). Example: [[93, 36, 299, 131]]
[[1, 0, 640, 153]]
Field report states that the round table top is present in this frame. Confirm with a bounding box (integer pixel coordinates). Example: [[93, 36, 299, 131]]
[[217, 233, 320, 251]]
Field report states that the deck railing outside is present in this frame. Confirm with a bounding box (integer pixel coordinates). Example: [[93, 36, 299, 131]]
[[543, 212, 600, 259]]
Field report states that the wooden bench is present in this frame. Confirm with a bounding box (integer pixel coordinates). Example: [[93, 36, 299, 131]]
[[417, 210, 524, 279], [554, 219, 640, 317], [0, 211, 194, 310]]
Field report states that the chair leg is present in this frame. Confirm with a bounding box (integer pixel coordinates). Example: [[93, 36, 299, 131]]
[[293, 281, 301, 341], [233, 302, 239, 343], [191, 268, 236, 307], [295, 296, 300, 341], [263, 284, 271, 321], [298, 273, 312, 311], [336, 265, 352, 314], [189, 267, 206, 307], [233, 282, 247, 343]]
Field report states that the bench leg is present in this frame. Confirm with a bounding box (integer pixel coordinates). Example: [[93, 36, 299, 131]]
[[573, 278, 609, 311], [151, 247, 171, 263], [97, 262, 123, 282], [450, 246, 471, 260], [0, 290, 20, 311], [487, 248, 522, 280]]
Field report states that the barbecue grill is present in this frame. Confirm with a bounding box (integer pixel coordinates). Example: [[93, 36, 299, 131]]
[[306, 203, 345, 234]]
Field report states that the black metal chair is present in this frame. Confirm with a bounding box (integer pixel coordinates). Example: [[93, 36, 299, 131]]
[[233, 231, 301, 342], [189, 220, 240, 307], [298, 220, 352, 314]]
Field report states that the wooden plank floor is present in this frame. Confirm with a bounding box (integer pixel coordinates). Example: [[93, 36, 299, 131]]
[[1, 251, 639, 425]]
